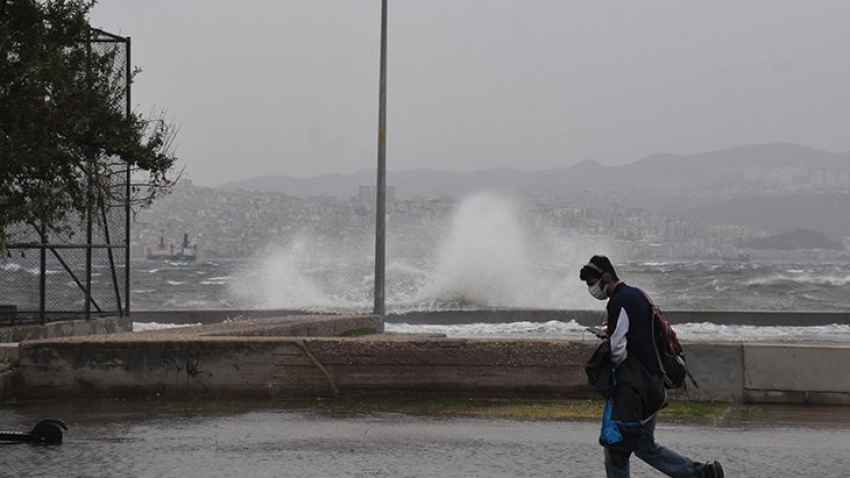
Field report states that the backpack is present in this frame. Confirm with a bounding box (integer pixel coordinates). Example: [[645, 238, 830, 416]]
[[640, 290, 698, 390]]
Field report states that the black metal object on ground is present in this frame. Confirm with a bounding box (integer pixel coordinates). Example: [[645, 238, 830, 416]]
[[0, 419, 68, 444]]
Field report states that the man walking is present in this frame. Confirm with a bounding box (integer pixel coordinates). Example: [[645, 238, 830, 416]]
[[580, 255, 724, 478]]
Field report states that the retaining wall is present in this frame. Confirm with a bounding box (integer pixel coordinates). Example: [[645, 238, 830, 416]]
[[0, 316, 132, 343], [5, 311, 850, 404], [13, 337, 593, 400], [7, 314, 850, 405], [0, 363, 11, 401], [742, 344, 850, 405]]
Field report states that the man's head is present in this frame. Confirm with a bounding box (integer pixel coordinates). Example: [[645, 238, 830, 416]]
[[579, 255, 619, 300]]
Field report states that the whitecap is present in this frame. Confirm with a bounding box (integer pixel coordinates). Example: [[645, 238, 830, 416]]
[[133, 322, 200, 332], [384, 321, 850, 343]]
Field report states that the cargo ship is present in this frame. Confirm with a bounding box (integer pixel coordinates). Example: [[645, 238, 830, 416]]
[[146, 233, 198, 262]]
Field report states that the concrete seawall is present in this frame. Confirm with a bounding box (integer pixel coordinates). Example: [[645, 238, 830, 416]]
[[0, 316, 133, 343], [1, 316, 134, 401], [4, 313, 849, 405], [14, 336, 593, 400]]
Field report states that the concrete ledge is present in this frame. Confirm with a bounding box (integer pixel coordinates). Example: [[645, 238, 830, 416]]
[[307, 338, 593, 395], [1, 316, 133, 343], [15, 338, 338, 399], [669, 343, 744, 402], [0, 363, 11, 401], [6, 312, 850, 405], [11, 314, 385, 399], [129, 309, 311, 325], [13, 336, 595, 400], [744, 343, 850, 392], [185, 314, 383, 338], [744, 390, 850, 406], [1, 342, 19, 363]]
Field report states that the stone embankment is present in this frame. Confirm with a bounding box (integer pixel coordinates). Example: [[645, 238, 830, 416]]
[[2, 312, 849, 405]]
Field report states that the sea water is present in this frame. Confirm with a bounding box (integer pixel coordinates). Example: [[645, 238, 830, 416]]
[[123, 254, 850, 342], [4, 193, 850, 341], [117, 259, 850, 313]]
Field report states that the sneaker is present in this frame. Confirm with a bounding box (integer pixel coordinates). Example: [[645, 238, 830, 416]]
[[702, 461, 724, 478]]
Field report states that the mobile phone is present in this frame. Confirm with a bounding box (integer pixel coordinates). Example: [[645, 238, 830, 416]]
[[586, 326, 607, 338]]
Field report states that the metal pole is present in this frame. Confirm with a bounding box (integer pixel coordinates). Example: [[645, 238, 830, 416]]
[[39, 219, 47, 325], [124, 36, 132, 317], [85, 33, 93, 321], [85, 161, 93, 321], [373, 0, 388, 317]]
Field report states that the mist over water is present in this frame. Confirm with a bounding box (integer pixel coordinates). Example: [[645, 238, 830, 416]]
[[415, 194, 534, 307], [226, 193, 603, 313], [228, 236, 357, 311]]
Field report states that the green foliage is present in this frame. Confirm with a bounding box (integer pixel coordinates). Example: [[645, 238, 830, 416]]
[[0, 0, 178, 251]]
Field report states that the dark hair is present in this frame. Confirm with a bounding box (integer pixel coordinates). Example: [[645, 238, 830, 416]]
[[579, 255, 618, 282]]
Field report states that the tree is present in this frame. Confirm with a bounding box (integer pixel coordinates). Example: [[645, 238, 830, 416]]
[[0, 0, 178, 252]]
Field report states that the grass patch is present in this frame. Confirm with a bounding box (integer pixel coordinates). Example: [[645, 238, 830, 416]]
[[338, 327, 379, 337], [301, 396, 602, 420], [273, 393, 732, 422], [3, 394, 732, 423], [658, 400, 730, 421]]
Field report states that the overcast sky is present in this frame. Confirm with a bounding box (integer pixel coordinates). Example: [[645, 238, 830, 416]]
[[90, 1, 850, 187]]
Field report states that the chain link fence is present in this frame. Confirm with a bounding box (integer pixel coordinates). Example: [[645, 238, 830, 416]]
[[1, 29, 131, 326]]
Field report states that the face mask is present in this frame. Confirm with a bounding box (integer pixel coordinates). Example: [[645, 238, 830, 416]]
[[588, 282, 608, 300]]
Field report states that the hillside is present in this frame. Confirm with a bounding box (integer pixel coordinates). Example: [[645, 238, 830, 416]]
[[677, 193, 850, 238], [218, 142, 850, 238], [740, 228, 843, 250]]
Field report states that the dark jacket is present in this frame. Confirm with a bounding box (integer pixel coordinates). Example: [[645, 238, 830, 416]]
[[606, 282, 661, 376], [585, 339, 615, 398], [587, 340, 666, 412], [588, 283, 668, 451]]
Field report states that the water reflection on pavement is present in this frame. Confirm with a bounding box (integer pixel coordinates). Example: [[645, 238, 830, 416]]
[[1, 402, 849, 477]]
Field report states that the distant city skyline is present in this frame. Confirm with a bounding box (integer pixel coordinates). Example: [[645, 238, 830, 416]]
[[135, 181, 848, 264], [90, 1, 850, 187]]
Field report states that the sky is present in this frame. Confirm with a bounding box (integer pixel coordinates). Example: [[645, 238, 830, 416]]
[[89, 1, 850, 187]]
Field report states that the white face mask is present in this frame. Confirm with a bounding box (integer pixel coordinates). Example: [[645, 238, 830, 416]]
[[588, 282, 608, 300]]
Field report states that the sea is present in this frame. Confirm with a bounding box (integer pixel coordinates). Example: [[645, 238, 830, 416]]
[[4, 193, 850, 342], [118, 257, 850, 344], [128, 258, 850, 312], [5, 247, 850, 343]]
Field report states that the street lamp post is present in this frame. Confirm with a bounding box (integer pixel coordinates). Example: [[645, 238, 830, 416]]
[[374, 0, 388, 317]]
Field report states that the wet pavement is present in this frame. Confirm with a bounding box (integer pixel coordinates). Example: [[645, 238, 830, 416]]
[[1, 401, 849, 477]]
